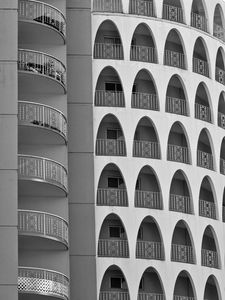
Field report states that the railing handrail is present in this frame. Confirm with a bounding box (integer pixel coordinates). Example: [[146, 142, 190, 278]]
[[18, 266, 69, 280], [168, 144, 188, 151], [134, 139, 159, 145], [98, 187, 126, 192], [95, 89, 124, 94], [172, 243, 193, 250], [131, 44, 155, 51], [199, 198, 215, 207], [18, 209, 68, 225], [170, 193, 190, 200], [137, 240, 162, 246], [18, 100, 66, 117], [163, 3, 182, 10], [166, 96, 186, 103], [136, 189, 160, 195]]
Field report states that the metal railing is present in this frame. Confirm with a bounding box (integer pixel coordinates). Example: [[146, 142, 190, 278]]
[[133, 140, 160, 159], [94, 43, 123, 60], [136, 241, 163, 260], [93, 0, 123, 12], [18, 209, 68, 246], [166, 96, 187, 116], [97, 188, 128, 206], [100, 291, 130, 300], [18, 49, 66, 87], [96, 139, 126, 156], [163, 4, 183, 23], [167, 144, 189, 164], [18, 267, 69, 300], [135, 190, 162, 209], [129, 0, 154, 17], [164, 50, 185, 69], [98, 239, 129, 257], [197, 150, 214, 170], [170, 194, 192, 214], [132, 92, 159, 111], [18, 154, 68, 192], [195, 103, 211, 123], [130, 45, 156, 63], [191, 12, 207, 32], [138, 293, 165, 300], [215, 67, 225, 85], [171, 244, 194, 264], [95, 90, 125, 107], [199, 199, 216, 219], [214, 23, 225, 41], [220, 158, 225, 175], [18, 101, 67, 140], [193, 57, 209, 77], [202, 249, 219, 268], [19, 0, 66, 38], [174, 296, 196, 300], [218, 112, 225, 129]]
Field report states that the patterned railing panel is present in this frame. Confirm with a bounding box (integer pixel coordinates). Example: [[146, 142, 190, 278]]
[[98, 239, 129, 257], [19, 101, 67, 139], [202, 249, 219, 268], [132, 92, 159, 111], [100, 291, 130, 300], [191, 12, 207, 32], [130, 45, 156, 63], [199, 199, 216, 219], [166, 96, 187, 116], [93, 0, 123, 12], [218, 112, 225, 129], [19, 0, 66, 37], [95, 90, 125, 107], [18, 267, 69, 300], [171, 244, 194, 264], [18, 155, 68, 192], [18, 49, 66, 87], [174, 296, 196, 300], [97, 188, 128, 206], [133, 140, 160, 159], [215, 67, 225, 85], [164, 50, 185, 69], [94, 43, 123, 60], [138, 293, 165, 300], [214, 23, 225, 41], [197, 150, 214, 170], [129, 0, 154, 17], [96, 139, 126, 156], [167, 144, 189, 164], [193, 57, 209, 77], [135, 190, 162, 209], [136, 241, 163, 260], [163, 4, 183, 23], [195, 103, 211, 123], [170, 194, 192, 214]]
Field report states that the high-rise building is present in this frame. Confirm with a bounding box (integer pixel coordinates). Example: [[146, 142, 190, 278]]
[[1, 0, 225, 299]]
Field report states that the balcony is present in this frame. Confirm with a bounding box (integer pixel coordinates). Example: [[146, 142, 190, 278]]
[[95, 90, 125, 107], [215, 67, 225, 85], [136, 241, 163, 260], [130, 45, 156, 63], [199, 199, 216, 219], [94, 43, 123, 60], [96, 139, 126, 156], [135, 190, 162, 209], [214, 23, 225, 42], [18, 0, 66, 44], [18, 49, 66, 93], [202, 249, 219, 268], [197, 150, 214, 170], [164, 50, 185, 69], [193, 57, 209, 77], [133, 140, 160, 159], [98, 239, 129, 257], [174, 297, 195, 300], [163, 4, 183, 23], [18, 101, 67, 144], [18, 155, 68, 196], [170, 194, 192, 214], [195, 103, 211, 123], [171, 244, 194, 264], [218, 112, 225, 129], [129, 0, 154, 17], [100, 291, 130, 300], [18, 267, 69, 299], [93, 0, 123, 13], [191, 12, 207, 32], [167, 144, 189, 164], [97, 188, 128, 206], [138, 293, 165, 300], [18, 209, 68, 248], [132, 92, 159, 111], [166, 97, 187, 116]]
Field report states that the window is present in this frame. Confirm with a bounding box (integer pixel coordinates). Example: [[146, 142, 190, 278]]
[[105, 82, 122, 92], [109, 226, 125, 238], [110, 277, 127, 289], [107, 128, 123, 140], [108, 177, 124, 188], [104, 36, 121, 44]]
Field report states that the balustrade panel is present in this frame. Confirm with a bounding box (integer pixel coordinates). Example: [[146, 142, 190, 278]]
[[218, 112, 225, 129], [166, 97, 187, 116], [202, 249, 219, 268], [94, 43, 123, 60], [215, 67, 225, 85], [136, 241, 163, 260], [197, 150, 214, 170], [191, 12, 207, 32], [214, 23, 225, 41], [163, 4, 183, 23], [98, 239, 129, 257], [129, 0, 154, 17], [199, 199, 216, 219], [171, 244, 194, 264], [100, 291, 130, 300], [135, 190, 162, 209], [132, 92, 159, 111], [138, 293, 165, 300], [133, 140, 160, 159], [170, 194, 192, 214], [193, 57, 209, 77], [220, 158, 225, 175], [93, 0, 123, 12], [95, 90, 125, 107], [167, 144, 189, 164], [96, 139, 126, 156], [130, 45, 156, 63], [164, 50, 185, 69], [195, 103, 211, 123], [97, 188, 128, 206]]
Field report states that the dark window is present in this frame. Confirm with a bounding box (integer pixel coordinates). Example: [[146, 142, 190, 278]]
[[105, 82, 122, 92], [109, 226, 125, 238], [108, 177, 124, 188]]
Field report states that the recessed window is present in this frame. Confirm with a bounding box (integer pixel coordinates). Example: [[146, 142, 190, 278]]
[[109, 226, 125, 238], [105, 82, 122, 92], [108, 177, 124, 188], [104, 36, 121, 44], [110, 277, 127, 289], [107, 128, 123, 140]]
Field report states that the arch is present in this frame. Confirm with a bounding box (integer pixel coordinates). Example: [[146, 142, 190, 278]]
[[204, 275, 221, 300], [173, 270, 197, 299], [94, 20, 124, 60], [96, 114, 127, 156], [191, 0, 208, 32], [215, 47, 225, 85], [197, 128, 215, 171], [192, 37, 210, 78], [162, 0, 184, 24], [131, 68, 159, 111], [194, 81, 213, 123], [93, 0, 123, 13], [213, 3, 225, 41], [133, 116, 161, 159], [218, 91, 225, 128], [129, 0, 155, 18], [97, 163, 128, 207], [95, 66, 125, 107], [199, 176, 217, 220]]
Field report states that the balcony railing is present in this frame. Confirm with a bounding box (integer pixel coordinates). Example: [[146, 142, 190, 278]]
[[100, 291, 130, 300], [18, 49, 66, 87], [93, 0, 123, 12], [19, 0, 66, 38], [167, 144, 189, 164], [197, 150, 214, 170], [18, 209, 68, 246], [191, 12, 207, 32], [18, 267, 69, 300], [136, 241, 163, 260], [164, 50, 185, 69], [133, 140, 160, 159], [135, 190, 162, 209], [214, 23, 225, 41], [96, 139, 126, 156], [166, 96, 187, 116], [218, 112, 225, 129], [163, 4, 183, 23], [129, 0, 154, 17], [174, 296, 195, 300], [95, 90, 125, 107], [94, 43, 123, 60], [132, 92, 159, 111], [130, 45, 156, 63], [18, 155, 68, 192], [199, 199, 216, 219], [215, 67, 225, 85], [202, 249, 219, 268], [18, 101, 67, 140], [98, 239, 129, 257], [171, 244, 194, 264], [220, 158, 225, 175], [170, 194, 192, 214], [97, 188, 128, 206], [195, 103, 211, 123], [138, 293, 165, 300], [193, 57, 209, 77]]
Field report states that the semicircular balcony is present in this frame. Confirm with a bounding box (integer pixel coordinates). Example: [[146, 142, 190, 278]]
[[129, 0, 155, 17], [18, 0, 66, 44], [18, 49, 66, 94], [18, 266, 69, 300], [93, 0, 123, 13], [18, 101, 67, 144], [18, 154, 68, 197], [18, 209, 68, 248]]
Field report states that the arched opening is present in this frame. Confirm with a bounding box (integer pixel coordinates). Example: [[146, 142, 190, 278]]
[[194, 82, 212, 123], [93, 0, 123, 13], [98, 214, 129, 258], [218, 92, 225, 129], [133, 117, 161, 159], [95, 67, 125, 107], [201, 226, 220, 269], [192, 37, 209, 78], [197, 129, 214, 170], [129, 0, 155, 17], [94, 20, 124, 60], [96, 114, 126, 156], [199, 176, 217, 220], [173, 271, 196, 299], [167, 122, 190, 164], [162, 0, 184, 23], [220, 137, 225, 175], [135, 166, 163, 210], [213, 4, 225, 42], [169, 170, 193, 214], [191, 0, 207, 32], [130, 23, 157, 64], [215, 47, 225, 85], [204, 275, 220, 300], [97, 163, 128, 207], [131, 69, 159, 111]]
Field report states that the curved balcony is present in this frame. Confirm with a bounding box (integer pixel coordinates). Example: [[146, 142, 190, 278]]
[[138, 293, 165, 300], [94, 43, 123, 60], [163, 4, 183, 23], [18, 155, 68, 196], [96, 139, 126, 156], [195, 103, 211, 123], [218, 112, 225, 129], [135, 190, 162, 209], [216, 67, 225, 85], [167, 144, 190, 164], [164, 50, 185, 69], [18, 49, 66, 94], [97, 188, 128, 206], [197, 150, 214, 170], [191, 12, 207, 32], [129, 0, 154, 17], [98, 239, 129, 257], [130, 45, 156, 63], [93, 0, 123, 13], [199, 199, 216, 219], [202, 249, 219, 268], [18, 209, 68, 248], [136, 241, 164, 260], [166, 97, 187, 116], [193, 57, 209, 78], [18, 0, 66, 44], [100, 291, 130, 300], [171, 244, 194, 264], [170, 194, 192, 214], [18, 267, 69, 300], [132, 92, 159, 111], [133, 140, 160, 159], [95, 90, 125, 107], [18, 101, 67, 144]]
